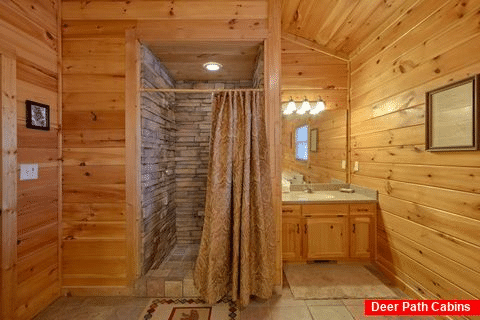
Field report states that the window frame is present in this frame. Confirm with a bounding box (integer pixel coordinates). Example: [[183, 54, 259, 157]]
[[295, 124, 309, 161]]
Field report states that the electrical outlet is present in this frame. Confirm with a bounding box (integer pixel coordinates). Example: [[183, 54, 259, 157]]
[[354, 161, 359, 172], [20, 164, 38, 180], [341, 160, 346, 169]]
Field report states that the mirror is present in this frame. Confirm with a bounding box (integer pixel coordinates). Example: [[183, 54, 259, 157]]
[[280, 39, 348, 185]]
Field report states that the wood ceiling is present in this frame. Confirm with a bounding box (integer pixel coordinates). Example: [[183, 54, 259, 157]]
[[144, 0, 422, 82], [142, 41, 262, 81], [281, 0, 421, 57]]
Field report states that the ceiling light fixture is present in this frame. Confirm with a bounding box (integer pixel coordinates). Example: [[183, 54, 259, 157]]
[[203, 62, 222, 71]]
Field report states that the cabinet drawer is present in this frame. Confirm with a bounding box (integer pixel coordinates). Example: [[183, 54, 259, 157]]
[[302, 204, 348, 216], [350, 203, 376, 215], [282, 205, 301, 216]]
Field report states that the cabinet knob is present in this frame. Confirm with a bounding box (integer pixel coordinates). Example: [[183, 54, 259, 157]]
[[304, 224, 307, 234], [352, 223, 356, 233], [296, 224, 300, 234]]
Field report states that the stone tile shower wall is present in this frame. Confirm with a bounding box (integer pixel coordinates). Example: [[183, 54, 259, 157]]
[[174, 80, 253, 244], [253, 45, 264, 89], [141, 46, 177, 273]]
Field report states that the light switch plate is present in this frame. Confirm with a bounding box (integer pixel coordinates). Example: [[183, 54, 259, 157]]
[[354, 161, 359, 172], [20, 164, 38, 180], [341, 160, 346, 169]]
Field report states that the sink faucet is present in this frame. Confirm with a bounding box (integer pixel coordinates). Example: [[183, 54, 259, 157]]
[[304, 186, 313, 193]]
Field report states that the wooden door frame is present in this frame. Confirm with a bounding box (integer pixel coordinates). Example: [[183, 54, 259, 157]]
[[1, 52, 17, 320], [124, 0, 282, 288]]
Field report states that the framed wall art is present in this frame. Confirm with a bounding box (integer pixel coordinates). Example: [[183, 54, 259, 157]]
[[26, 100, 50, 131], [426, 75, 478, 151], [310, 128, 318, 152]]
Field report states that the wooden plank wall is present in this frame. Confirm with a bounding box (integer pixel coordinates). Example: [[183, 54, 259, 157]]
[[0, 0, 61, 319], [61, 0, 276, 293], [349, 0, 480, 305], [62, 31, 128, 290], [281, 39, 348, 183]]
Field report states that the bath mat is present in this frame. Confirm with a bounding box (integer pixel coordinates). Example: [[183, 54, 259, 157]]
[[284, 263, 398, 300], [139, 297, 239, 320]]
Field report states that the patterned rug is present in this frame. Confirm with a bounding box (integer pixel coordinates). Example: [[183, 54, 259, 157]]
[[139, 297, 239, 320]]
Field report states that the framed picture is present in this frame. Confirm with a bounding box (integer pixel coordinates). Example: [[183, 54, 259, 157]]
[[26, 100, 50, 131], [426, 75, 479, 151], [310, 128, 318, 152]]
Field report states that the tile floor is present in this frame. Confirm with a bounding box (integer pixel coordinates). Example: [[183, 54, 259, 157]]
[[141, 243, 201, 298], [34, 265, 435, 320]]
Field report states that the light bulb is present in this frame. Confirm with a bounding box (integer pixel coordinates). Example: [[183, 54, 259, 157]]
[[310, 98, 326, 115], [283, 98, 297, 115], [297, 99, 311, 115]]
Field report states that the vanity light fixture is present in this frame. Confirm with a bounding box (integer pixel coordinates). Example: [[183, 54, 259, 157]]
[[203, 62, 223, 71], [296, 97, 311, 115], [283, 97, 297, 115], [309, 97, 326, 115], [283, 97, 327, 116]]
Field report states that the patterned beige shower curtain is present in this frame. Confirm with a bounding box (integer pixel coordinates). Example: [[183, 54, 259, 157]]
[[193, 90, 275, 307]]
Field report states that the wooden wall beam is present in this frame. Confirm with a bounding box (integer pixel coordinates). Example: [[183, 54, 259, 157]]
[[57, 0, 64, 290], [1, 53, 17, 320], [266, 0, 282, 286], [125, 28, 141, 284], [62, 1, 267, 21], [281, 32, 349, 62], [136, 20, 268, 41]]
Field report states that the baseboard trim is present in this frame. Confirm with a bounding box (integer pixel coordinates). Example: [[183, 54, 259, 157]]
[[62, 286, 133, 296]]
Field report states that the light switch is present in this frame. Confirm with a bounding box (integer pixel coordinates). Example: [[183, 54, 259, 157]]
[[20, 164, 39, 180], [341, 160, 346, 169], [353, 161, 359, 172]]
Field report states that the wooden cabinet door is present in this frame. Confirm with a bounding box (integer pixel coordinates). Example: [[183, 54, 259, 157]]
[[350, 215, 374, 259], [282, 217, 302, 261], [306, 216, 348, 259]]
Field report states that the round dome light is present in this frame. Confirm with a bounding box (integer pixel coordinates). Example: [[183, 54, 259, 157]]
[[203, 62, 223, 71]]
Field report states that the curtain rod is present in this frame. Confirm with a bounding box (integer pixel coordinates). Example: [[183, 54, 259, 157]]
[[140, 88, 264, 93]]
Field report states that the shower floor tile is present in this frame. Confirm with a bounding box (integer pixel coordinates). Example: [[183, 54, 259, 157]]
[[144, 243, 200, 298]]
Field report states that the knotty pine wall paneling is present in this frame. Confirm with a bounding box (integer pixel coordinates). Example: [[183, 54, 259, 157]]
[[349, 0, 480, 305], [281, 38, 348, 183], [1, 0, 61, 319], [61, 0, 281, 293], [62, 30, 128, 291]]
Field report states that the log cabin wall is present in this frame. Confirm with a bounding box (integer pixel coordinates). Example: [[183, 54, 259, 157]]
[[281, 39, 348, 183], [349, 0, 480, 302], [0, 0, 61, 319], [60, 0, 284, 293], [140, 46, 176, 275]]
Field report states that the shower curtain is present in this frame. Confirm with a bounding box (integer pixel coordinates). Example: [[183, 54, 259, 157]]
[[193, 90, 275, 307]]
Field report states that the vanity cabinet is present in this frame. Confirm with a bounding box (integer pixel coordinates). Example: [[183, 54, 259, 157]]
[[281, 205, 303, 261], [282, 202, 376, 262], [305, 216, 348, 259], [349, 204, 376, 259]]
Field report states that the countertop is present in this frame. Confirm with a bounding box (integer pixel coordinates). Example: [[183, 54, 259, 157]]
[[282, 190, 377, 204]]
